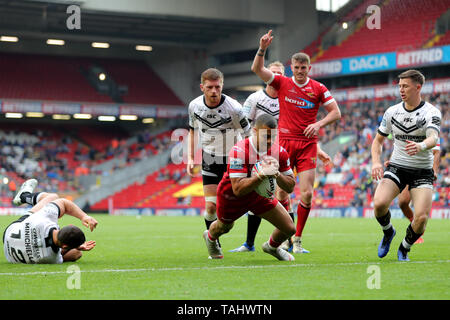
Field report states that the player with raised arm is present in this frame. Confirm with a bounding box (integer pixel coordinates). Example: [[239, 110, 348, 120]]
[[371, 69, 441, 261], [251, 30, 341, 254], [187, 68, 251, 235], [230, 61, 333, 253], [3, 179, 97, 264], [203, 114, 296, 261]]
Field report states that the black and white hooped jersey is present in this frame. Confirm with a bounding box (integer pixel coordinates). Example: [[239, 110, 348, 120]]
[[242, 89, 279, 122], [188, 94, 251, 156], [378, 101, 441, 169], [3, 203, 63, 264]]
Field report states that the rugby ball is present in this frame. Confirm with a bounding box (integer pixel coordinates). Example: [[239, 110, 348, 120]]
[[251, 161, 276, 199]]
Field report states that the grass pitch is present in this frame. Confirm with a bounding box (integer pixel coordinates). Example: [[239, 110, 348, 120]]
[[0, 215, 449, 300]]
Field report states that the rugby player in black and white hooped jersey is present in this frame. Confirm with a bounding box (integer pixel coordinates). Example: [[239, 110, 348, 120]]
[[3, 179, 97, 264], [187, 68, 251, 235], [371, 69, 441, 262]]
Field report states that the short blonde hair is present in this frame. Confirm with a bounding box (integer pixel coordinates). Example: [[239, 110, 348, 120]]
[[201, 68, 224, 84], [268, 61, 285, 75]]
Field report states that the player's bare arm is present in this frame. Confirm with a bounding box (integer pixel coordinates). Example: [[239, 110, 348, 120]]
[[53, 198, 98, 231], [371, 132, 386, 180], [405, 128, 439, 156], [304, 100, 341, 138], [230, 176, 264, 197], [187, 128, 196, 176], [62, 249, 82, 262], [61, 240, 96, 262], [251, 30, 274, 83], [230, 159, 279, 196], [275, 173, 295, 194]]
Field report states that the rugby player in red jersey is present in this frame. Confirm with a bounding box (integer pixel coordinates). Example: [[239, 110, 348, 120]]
[[203, 114, 296, 261], [251, 30, 341, 253]]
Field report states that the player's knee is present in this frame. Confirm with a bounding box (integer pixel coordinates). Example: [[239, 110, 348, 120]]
[[205, 202, 216, 215], [218, 222, 234, 234], [413, 213, 428, 227], [373, 197, 389, 213], [301, 190, 313, 203], [286, 224, 296, 237]]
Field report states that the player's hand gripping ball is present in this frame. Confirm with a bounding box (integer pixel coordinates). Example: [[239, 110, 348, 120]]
[[251, 157, 279, 198]]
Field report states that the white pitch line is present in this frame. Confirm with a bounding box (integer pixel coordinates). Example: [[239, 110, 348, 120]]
[[0, 260, 449, 277]]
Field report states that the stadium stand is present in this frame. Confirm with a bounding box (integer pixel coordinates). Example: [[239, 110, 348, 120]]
[[434, 29, 450, 47], [0, 53, 113, 103], [93, 58, 184, 105], [0, 52, 183, 105], [0, 125, 176, 206], [313, 0, 449, 61]]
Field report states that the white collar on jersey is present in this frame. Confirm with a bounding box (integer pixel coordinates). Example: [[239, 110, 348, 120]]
[[292, 76, 310, 88], [250, 136, 267, 156]]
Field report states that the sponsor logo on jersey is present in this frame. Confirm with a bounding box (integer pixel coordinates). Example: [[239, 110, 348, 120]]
[[229, 157, 244, 170], [284, 96, 315, 109], [24, 222, 34, 263], [394, 134, 426, 142], [305, 91, 316, 98], [431, 116, 441, 127]]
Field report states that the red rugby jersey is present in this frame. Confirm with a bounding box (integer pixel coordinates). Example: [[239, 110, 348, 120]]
[[219, 137, 293, 200]]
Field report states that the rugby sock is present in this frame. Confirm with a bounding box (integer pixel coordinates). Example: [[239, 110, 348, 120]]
[[207, 230, 217, 242], [204, 219, 215, 230], [400, 224, 423, 252], [376, 210, 394, 238], [288, 212, 295, 223], [20, 192, 42, 206], [246, 214, 262, 248], [295, 200, 311, 237]]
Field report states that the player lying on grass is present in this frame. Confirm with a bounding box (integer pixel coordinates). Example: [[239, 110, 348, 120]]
[[3, 179, 97, 264], [203, 114, 296, 261]]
